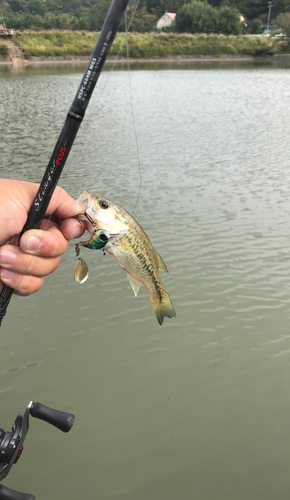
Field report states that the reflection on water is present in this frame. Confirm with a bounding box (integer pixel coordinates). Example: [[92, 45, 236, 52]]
[[1, 64, 290, 500], [1, 56, 290, 78]]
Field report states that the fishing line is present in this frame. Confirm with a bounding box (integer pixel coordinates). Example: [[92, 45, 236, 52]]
[[57, 0, 141, 198], [124, 9, 142, 218], [82, 2, 142, 214], [68, 0, 142, 213], [82, 0, 140, 105]]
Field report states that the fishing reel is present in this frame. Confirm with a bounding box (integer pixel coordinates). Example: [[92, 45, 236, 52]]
[[0, 401, 75, 500]]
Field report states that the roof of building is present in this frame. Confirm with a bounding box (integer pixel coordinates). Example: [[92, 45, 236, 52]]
[[166, 12, 176, 20]]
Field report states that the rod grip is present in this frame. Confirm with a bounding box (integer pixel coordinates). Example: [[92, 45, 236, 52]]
[[0, 485, 35, 500], [0, 288, 14, 326], [30, 403, 75, 433]]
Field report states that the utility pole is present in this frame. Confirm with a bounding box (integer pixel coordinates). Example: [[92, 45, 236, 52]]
[[267, 1, 272, 31]]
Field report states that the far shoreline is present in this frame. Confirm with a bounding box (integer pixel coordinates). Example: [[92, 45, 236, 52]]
[[1, 53, 290, 69]]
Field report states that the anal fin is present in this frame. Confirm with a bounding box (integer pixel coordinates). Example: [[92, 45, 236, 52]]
[[128, 274, 142, 297], [155, 250, 168, 272]]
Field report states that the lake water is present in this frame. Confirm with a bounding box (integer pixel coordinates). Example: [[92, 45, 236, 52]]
[[1, 60, 290, 500]]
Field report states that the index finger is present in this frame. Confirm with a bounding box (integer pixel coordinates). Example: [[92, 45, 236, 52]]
[[45, 186, 86, 220]]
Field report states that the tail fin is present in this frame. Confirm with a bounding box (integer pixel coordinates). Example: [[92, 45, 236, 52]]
[[151, 291, 176, 326]]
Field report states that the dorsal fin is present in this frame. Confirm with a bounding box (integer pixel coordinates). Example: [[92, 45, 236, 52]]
[[155, 250, 168, 272], [128, 274, 142, 297]]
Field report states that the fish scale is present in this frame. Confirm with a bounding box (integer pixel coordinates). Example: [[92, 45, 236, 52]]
[[118, 230, 163, 301], [77, 191, 176, 325]]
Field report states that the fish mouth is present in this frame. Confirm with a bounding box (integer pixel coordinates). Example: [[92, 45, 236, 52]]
[[76, 211, 97, 234], [76, 211, 127, 241], [77, 211, 96, 226], [77, 192, 107, 224], [77, 191, 92, 205], [76, 190, 129, 237]]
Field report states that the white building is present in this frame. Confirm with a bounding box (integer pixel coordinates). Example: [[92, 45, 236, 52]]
[[239, 14, 250, 28], [156, 12, 176, 30]]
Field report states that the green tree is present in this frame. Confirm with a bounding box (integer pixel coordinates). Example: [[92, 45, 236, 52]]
[[218, 5, 241, 34], [4, 0, 277, 32], [277, 12, 290, 39], [176, 1, 218, 33], [45, 0, 63, 12], [9, 0, 26, 11], [79, 15, 89, 29], [176, 0, 241, 34], [208, 0, 223, 7], [251, 17, 264, 33], [27, 0, 46, 15]]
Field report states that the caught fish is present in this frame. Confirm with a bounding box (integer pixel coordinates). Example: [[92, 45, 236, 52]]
[[77, 191, 176, 325]]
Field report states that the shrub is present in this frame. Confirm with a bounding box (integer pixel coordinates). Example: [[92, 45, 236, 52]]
[[12, 30, 283, 59], [276, 12, 290, 40], [0, 44, 9, 58], [176, 0, 242, 35], [218, 6, 242, 35], [176, 1, 219, 34], [251, 18, 264, 34]]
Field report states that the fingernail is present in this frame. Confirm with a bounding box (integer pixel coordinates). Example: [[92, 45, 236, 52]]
[[25, 236, 41, 252], [0, 250, 16, 265], [1, 269, 15, 280]]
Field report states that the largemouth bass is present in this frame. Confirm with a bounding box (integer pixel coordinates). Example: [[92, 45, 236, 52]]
[[77, 191, 176, 325]]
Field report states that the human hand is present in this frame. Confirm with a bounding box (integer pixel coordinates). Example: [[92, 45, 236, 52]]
[[0, 179, 86, 296]]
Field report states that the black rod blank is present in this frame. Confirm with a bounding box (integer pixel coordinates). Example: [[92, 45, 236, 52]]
[[0, 0, 130, 325]]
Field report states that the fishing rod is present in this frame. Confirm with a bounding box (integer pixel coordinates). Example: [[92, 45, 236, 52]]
[[0, 400, 74, 500], [0, 0, 130, 326]]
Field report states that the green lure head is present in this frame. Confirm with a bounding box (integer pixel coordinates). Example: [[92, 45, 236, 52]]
[[81, 229, 110, 250], [74, 229, 110, 285]]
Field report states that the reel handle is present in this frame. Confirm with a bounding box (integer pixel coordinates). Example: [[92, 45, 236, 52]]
[[0, 485, 34, 500], [30, 403, 75, 433]]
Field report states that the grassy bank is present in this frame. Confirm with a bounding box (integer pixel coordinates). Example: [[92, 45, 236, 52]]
[[14, 31, 287, 59]]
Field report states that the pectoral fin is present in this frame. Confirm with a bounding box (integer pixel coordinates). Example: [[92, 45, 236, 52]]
[[155, 250, 168, 272], [128, 274, 142, 297], [110, 227, 128, 239]]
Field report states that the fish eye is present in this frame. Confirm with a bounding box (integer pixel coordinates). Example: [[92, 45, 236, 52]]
[[99, 200, 108, 209], [99, 232, 109, 242]]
